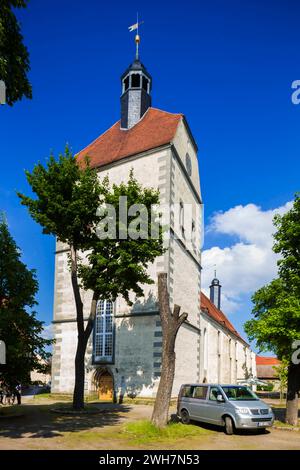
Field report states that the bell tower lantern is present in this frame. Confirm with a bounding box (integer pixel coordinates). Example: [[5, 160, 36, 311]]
[[120, 28, 152, 129]]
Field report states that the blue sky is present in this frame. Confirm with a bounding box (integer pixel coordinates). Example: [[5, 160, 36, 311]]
[[1, 0, 299, 349]]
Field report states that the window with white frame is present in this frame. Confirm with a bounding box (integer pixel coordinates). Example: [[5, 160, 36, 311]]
[[93, 300, 114, 362]]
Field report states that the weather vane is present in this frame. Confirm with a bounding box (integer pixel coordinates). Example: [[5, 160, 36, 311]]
[[128, 13, 144, 60]]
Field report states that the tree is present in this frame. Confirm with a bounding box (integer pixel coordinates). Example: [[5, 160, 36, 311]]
[[0, 215, 52, 387], [273, 359, 288, 403], [18, 148, 164, 409], [273, 194, 300, 296], [151, 273, 187, 428], [245, 194, 300, 426], [0, 1, 32, 105], [245, 279, 300, 425]]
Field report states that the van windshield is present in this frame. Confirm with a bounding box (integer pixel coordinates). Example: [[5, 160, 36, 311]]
[[221, 386, 259, 401]]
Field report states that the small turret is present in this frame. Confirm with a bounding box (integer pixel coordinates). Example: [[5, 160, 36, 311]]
[[209, 273, 222, 310]]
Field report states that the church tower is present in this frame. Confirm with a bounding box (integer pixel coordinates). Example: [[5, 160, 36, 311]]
[[120, 31, 152, 128], [51, 26, 203, 398]]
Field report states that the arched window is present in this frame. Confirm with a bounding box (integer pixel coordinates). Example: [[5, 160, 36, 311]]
[[185, 153, 192, 176], [179, 201, 185, 237], [131, 73, 141, 88], [142, 76, 149, 92], [93, 300, 114, 363], [123, 76, 130, 92], [203, 328, 208, 374]]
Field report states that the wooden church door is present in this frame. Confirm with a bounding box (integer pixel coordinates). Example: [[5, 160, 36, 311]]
[[98, 371, 113, 401]]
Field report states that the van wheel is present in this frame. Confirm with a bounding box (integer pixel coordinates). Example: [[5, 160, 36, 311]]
[[180, 409, 190, 425], [224, 416, 234, 435]]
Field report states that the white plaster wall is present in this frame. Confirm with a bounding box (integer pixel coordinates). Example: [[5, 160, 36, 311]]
[[172, 119, 201, 199]]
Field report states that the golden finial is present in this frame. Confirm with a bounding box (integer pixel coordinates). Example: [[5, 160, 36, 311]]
[[128, 13, 144, 60]]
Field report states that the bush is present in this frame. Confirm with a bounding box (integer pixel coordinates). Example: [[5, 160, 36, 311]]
[[257, 383, 274, 392]]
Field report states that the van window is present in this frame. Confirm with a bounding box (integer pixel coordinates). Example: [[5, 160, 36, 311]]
[[181, 386, 194, 398], [193, 386, 208, 400], [209, 386, 221, 401], [222, 386, 259, 401]]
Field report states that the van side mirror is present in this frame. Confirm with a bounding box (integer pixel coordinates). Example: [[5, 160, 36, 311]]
[[217, 394, 224, 402]]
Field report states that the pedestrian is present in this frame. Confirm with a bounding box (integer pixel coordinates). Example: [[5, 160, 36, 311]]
[[15, 383, 21, 405], [5, 386, 12, 405], [0, 381, 3, 404]]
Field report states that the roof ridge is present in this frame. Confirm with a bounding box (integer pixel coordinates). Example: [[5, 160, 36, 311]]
[[200, 291, 247, 344], [150, 106, 183, 117], [76, 107, 184, 169]]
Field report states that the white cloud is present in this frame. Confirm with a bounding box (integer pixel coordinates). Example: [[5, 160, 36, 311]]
[[202, 201, 293, 313], [41, 323, 53, 340]]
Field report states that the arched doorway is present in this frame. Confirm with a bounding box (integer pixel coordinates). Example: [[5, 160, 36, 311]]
[[94, 368, 114, 401]]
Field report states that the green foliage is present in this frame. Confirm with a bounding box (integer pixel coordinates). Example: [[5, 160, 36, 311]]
[[19, 149, 165, 304], [78, 171, 165, 304], [244, 194, 300, 362], [0, 215, 52, 386], [257, 383, 274, 392], [0, 1, 32, 105], [273, 359, 288, 390], [18, 147, 103, 250], [244, 278, 300, 360], [273, 194, 300, 294]]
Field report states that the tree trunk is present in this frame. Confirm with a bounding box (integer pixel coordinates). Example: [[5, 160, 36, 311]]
[[73, 334, 87, 410], [70, 244, 86, 410], [72, 293, 98, 410], [69, 240, 100, 410], [285, 362, 300, 426], [151, 273, 188, 428]]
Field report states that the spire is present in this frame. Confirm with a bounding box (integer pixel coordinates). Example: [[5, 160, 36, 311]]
[[120, 18, 152, 129]]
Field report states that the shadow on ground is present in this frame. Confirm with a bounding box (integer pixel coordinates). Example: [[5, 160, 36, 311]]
[[272, 406, 300, 424], [170, 413, 270, 436], [0, 402, 131, 439]]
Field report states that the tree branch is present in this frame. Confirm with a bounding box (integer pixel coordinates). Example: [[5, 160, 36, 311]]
[[173, 304, 181, 320], [84, 291, 98, 341]]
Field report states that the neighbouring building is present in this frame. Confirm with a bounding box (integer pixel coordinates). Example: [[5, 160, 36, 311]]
[[51, 37, 256, 400], [256, 356, 281, 390]]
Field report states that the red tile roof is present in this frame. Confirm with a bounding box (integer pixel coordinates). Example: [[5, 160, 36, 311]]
[[76, 108, 183, 169], [200, 292, 247, 343], [256, 356, 280, 366]]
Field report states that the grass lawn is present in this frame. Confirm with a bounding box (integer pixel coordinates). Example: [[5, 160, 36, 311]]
[[122, 420, 212, 445]]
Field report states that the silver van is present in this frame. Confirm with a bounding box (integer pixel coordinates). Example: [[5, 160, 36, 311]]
[[177, 383, 274, 434]]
